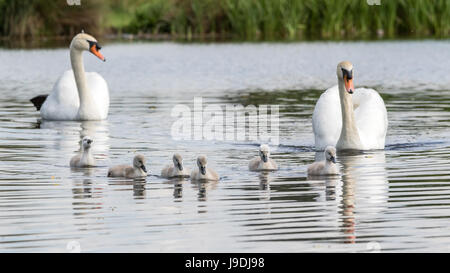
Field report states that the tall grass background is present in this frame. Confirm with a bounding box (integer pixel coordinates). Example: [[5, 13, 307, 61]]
[[1, 0, 449, 40]]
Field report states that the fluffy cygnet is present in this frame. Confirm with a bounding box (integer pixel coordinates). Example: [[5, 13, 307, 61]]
[[107, 154, 147, 178], [307, 146, 339, 176], [191, 155, 219, 181], [70, 136, 95, 167], [249, 144, 278, 171], [161, 153, 190, 178]]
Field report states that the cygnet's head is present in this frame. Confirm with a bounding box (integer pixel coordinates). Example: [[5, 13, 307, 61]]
[[336, 61, 354, 94], [197, 155, 208, 175], [70, 32, 105, 62], [259, 144, 270, 163], [325, 146, 337, 163], [173, 153, 184, 171], [81, 136, 93, 150], [133, 154, 147, 173]]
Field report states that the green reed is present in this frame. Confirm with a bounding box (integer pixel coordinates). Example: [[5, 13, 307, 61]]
[[0, 0, 105, 38], [126, 0, 450, 40], [1, 0, 450, 40]]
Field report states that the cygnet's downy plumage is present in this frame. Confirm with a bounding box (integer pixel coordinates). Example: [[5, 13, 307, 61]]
[[70, 136, 95, 167], [249, 144, 278, 171], [107, 154, 147, 178], [307, 146, 339, 176], [161, 153, 190, 178], [191, 155, 219, 181]]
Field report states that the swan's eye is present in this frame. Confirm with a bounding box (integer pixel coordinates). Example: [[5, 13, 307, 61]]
[[341, 68, 353, 80], [90, 41, 100, 50]]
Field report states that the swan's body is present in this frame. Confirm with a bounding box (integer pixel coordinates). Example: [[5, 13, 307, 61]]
[[312, 61, 388, 150], [307, 146, 339, 176], [161, 153, 190, 178], [191, 155, 219, 181], [70, 136, 95, 167], [249, 144, 278, 171], [32, 32, 109, 121], [41, 70, 108, 120], [108, 155, 147, 178]]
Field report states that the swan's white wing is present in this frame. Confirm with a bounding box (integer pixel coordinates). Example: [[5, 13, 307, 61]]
[[40, 70, 109, 120], [41, 70, 79, 120], [312, 86, 388, 150], [312, 85, 342, 150], [86, 72, 109, 120], [353, 88, 388, 149]]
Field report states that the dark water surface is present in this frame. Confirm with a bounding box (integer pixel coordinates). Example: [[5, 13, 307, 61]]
[[0, 41, 449, 252]]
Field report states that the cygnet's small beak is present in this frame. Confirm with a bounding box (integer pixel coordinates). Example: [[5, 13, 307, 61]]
[[87, 139, 92, 144], [200, 166, 206, 175], [178, 163, 183, 171], [141, 164, 147, 173], [262, 154, 268, 163], [330, 156, 336, 164]]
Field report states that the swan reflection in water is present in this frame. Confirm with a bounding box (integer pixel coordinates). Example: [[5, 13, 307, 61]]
[[38, 120, 110, 164], [71, 175, 94, 200], [309, 150, 388, 244], [107, 177, 147, 199], [163, 177, 186, 200], [70, 173, 106, 224], [37, 120, 111, 215], [191, 180, 218, 202], [258, 171, 272, 201]]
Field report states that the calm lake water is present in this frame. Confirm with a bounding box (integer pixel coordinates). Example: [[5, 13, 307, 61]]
[[0, 40, 449, 252]]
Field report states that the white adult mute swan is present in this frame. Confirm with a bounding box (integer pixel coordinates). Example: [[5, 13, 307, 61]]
[[312, 61, 388, 150], [30, 32, 109, 120]]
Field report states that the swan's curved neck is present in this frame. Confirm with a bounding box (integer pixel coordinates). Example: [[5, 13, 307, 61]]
[[80, 147, 94, 165], [70, 48, 96, 119], [337, 78, 362, 149]]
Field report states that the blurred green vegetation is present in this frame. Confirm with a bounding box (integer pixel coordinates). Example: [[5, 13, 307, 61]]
[[0, 0, 105, 38], [1, 0, 449, 40]]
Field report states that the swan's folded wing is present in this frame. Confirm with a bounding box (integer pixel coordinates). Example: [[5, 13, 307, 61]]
[[208, 168, 220, 180], [70, 154, 81, 167], [248, 157, 260, 171], [190, 169, 199, 180], [86, 72, 109, 119], [354, 88, 388, 149], [312, 85, 342, 150], [161, 165, 172, 177], [41, 70, 80, 120]]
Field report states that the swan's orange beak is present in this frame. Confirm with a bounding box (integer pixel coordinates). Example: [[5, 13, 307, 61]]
[[344, 75, 354, 94], [90, 43, 105, 62]]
